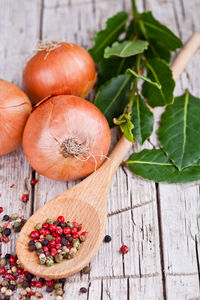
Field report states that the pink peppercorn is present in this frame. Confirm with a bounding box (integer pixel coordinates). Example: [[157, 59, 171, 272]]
[[2, 236, 9, 243], [120, 245, 129, 254], [0, 207, 3, 213], [57, 216, 64, 222], [0, 266, 5, 274]]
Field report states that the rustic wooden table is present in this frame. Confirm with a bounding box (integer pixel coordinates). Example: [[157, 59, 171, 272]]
[[0, 0, 200, 299]]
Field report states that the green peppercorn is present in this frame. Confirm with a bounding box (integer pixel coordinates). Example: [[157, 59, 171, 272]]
[[1, 279, 9, 287], [10, 213, 18, 220], [55, 254, 63, 263], [55, 288, 64, 296], [46, 235, 54, 241], [82, 266, 91, 274], [17, 283, 23, 288], [66, 251, 74, 259], [73, 240, 80, 249], [46, 218, 53, 224], [0, 226, 3, 233], [35, 223, 42, 231], [0, 258, 7, 266], [13, 221, 21, 229], [54, 283, 62, 290], [46, 258, 54, 267], [66, 222, 74, 228], [35, 242, 42, 249]]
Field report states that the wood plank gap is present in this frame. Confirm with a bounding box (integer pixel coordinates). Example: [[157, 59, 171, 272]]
[[127, 278, 130, 300], [87, 281, 91, 300], [156, 183, 167, 300], [66, 272, 160, 283], [39, 0, 44, 40], [172, 1, 182, 39], [108, 199, 154, 217], [166, 272, 199, 277], [100, 279, 103, 300], [179, 0, 186, 19], [195, 235, 200, 290], [30, 170, 36, 215]]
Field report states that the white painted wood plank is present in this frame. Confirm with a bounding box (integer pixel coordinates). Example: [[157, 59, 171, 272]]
[[129, 277, 163, 300], [0, 0, 41, 257]]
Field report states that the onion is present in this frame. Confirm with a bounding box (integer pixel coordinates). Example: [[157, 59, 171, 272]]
[[23, 94, 111, 181], [0, 79, 32, 156], [23, 42, 97, 105]]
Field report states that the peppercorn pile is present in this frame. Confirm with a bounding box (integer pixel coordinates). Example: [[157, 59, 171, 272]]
[[0, 254, 66, 300], [28, 216, 88, 266]]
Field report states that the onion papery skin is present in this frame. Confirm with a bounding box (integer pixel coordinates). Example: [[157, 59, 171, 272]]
[[0, 79, 32, 156], [23, 42, 97, 105], [23, 95, 111, 181]]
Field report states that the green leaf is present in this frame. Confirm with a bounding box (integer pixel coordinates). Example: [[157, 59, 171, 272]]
[[94, 74, 132, 127], [126, 68, 161, 89], [97, 56, 136, 87], [114, 114, 134, 142], [132, 96, 154, 145], [126, 149, 200, 184], [144, 39, 171, 63], [158, 92, 200, 170], [142, 58, 175, 107], [104, 40, 148, 58], [138, 11, 182, 51], [89, 11, 128, 63]]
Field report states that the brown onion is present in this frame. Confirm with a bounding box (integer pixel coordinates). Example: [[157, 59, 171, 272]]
[[23, 42, 97, 105], [23, 95, 111, 181], [0, 79, 32, 156]]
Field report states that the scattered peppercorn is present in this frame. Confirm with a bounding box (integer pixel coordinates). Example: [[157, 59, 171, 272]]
[[82, 266, 91, 274], [80, 287, 87, 293], [120, 245, 129, 254], [104, 235, 112, 243], [28, 216, 87, 267], [0, 207, 3, 213]]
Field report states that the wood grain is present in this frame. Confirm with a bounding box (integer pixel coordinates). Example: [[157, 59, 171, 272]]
[[0, 0, 200, 298]]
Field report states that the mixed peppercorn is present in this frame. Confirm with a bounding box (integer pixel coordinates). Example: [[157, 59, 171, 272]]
[[28, 216, 88, 266]]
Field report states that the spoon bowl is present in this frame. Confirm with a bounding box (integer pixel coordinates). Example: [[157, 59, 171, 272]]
[[17, 197, 103, 278]]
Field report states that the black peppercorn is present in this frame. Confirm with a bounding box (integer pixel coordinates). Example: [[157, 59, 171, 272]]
[[8, 284, 15, 291], [61, 238, 68, 246], [60, 278, 66, 284], [14, 226, 21, 233], [21, 219, 27, 226], [104, 235, 112, 243], [2, 228, 11, 237], [46, 286, 53, 293], [22, 280, 30, 288], [42, 239, 49, 246], [29, 244, 36, 251], [5, 253, 11, 259], [4, 296, 10, 300], [53, 221, 59, 226], [80, 287, 87, 293], [28, 240, 35, 246], [3, 215, 10, 221], [39, 277, 45, 284], [60, 222, 67, 228], [26, 273, 34, 280], [66, 236, 73, 242]]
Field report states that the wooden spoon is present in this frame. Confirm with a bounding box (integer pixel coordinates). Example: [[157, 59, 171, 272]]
[[16, 33, 200, 279]]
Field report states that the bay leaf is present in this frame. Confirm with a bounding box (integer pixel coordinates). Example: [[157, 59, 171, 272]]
[[158, 92, 200, 170], [126, 149, 200, 184]]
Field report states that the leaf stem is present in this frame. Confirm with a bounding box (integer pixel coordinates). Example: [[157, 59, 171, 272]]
[[126, 54, 141, 113], [131, 0, 138, 18]]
